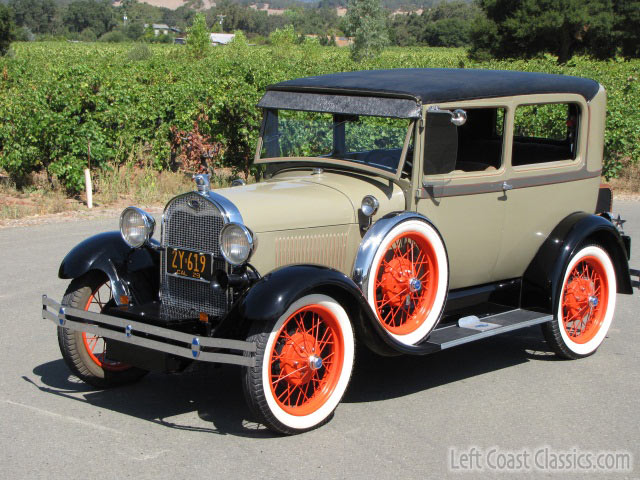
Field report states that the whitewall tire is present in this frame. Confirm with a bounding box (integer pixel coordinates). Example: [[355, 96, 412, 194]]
[[543, 244, 617, 359], [243, 294, 355, 434], [365, 219, 448, 346]]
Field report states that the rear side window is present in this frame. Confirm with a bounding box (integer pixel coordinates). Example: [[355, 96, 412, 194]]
[[512, 103, 580, 166]]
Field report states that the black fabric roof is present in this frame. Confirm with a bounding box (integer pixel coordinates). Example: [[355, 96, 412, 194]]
[[266, 68, 601, 104]]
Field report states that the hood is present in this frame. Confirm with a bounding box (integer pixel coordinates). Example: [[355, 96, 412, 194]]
[[215, 170, 405, 233]]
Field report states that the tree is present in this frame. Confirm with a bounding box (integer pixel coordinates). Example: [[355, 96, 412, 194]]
[[63, 0, 117, 37], [469, 0, 614, 64], [187, 13, 210, 59], [8, 0, 57, 35], [614, 0, 640, 58], [0, 5, 15, 56], [344, 0, 389, 61]]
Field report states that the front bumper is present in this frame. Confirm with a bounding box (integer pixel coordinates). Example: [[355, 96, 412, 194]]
[[42, 295, 256, 367], [631, 268, 640, 289]]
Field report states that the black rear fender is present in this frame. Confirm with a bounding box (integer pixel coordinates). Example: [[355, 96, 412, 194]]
[[522, 212, 633, 313]]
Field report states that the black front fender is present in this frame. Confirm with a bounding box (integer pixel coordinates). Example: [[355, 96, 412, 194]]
[[59, 231, 159, 305], [522, 212, 633, 313]]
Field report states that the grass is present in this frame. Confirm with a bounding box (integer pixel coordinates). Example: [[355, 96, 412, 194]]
[[0, 174, 74, 220], [0, 164, 232, 222]]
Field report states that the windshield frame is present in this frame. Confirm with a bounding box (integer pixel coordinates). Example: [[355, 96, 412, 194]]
[[254, 109, 416, 182]]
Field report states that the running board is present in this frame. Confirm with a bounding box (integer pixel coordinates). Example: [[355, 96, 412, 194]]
[[423, 309, 552, 350]]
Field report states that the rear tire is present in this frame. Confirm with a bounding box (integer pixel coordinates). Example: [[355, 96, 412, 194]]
[[57, 271, 148, 388], [542, 244, 617, 359], [243, 294, 355, 435]]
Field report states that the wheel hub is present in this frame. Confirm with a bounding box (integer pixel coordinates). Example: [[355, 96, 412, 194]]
[[564, 276, 594, 319], [278, 331, 318, 387], [380, 257, 414, 307]]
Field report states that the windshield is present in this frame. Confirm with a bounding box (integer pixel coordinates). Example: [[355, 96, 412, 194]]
[[259, 109, 413, 174]]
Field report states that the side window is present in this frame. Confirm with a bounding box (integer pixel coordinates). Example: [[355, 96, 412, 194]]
[[512, 103, 579, 166], [424, 107, 506, 176], [455, 107, 505, 172]]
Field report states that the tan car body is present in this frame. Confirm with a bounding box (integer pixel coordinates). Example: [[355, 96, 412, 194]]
[[219, 88, 606, 291]]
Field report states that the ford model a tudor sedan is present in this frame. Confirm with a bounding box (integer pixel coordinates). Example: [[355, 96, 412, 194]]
[[42, 69, 637, 434]]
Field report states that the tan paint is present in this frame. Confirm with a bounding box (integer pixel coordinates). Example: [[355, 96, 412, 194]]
[[217, 86, 605, 287], [416, 92, 603, 289]]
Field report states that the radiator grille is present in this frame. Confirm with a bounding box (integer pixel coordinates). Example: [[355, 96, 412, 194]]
[[160, 192, 229, 318]]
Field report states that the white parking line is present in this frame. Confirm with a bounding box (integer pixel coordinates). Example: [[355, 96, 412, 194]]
[[3, 399, 122, 435]]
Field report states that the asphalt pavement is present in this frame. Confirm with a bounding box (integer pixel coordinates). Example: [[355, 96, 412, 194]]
[[0, 201, 639, 479]]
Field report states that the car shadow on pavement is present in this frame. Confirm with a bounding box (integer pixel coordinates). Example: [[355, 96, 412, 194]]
[[344, 325, 555, 403], [26, 326, 555, 437]]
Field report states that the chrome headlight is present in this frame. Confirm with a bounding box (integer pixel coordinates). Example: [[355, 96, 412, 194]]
[[219, 223, 256, 266], [361, 195, 379, 217], [120, 207, 155, 248]]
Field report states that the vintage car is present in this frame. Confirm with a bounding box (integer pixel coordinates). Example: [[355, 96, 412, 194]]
[[42, 68, 637, 435]]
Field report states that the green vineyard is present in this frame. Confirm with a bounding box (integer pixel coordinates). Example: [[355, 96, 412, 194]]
[[1, 41, 638, 192]]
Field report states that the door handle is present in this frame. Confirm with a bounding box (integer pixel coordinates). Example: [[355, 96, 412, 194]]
[[502, 181, 513, 191]]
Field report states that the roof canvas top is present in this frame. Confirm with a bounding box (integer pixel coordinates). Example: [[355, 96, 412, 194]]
[[266, 68, 601, 104]]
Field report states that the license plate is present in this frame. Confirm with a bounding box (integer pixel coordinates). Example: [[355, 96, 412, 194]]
[[166, 247, 213, 282]]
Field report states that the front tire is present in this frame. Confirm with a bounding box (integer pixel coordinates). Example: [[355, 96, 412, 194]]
[[243, 294, 355, 435], [543, 244, 617, 359], [57, 271, 148, 388]]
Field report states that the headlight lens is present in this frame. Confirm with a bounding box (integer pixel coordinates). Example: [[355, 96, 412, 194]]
[[361, 195, 379, 217], [120, 207, 155, 248], [220, 223, 255, 265]]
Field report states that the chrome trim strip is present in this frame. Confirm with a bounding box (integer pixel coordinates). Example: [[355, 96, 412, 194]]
[[419, 167, 601, 199], [351, 212, 432, 297], [41, 296, 256, 367]]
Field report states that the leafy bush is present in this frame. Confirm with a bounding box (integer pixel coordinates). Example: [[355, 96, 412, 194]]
[[269, 25, 297, 46], [126, 43, 152, 61], [98, 30, 128, 43]]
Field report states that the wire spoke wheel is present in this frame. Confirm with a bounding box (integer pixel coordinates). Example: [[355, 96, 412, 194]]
[[81, 281, 130, 372], [57, 271, 147, 388], [243, 294, 355, 434], [374, 232, 439, 335], [561, 256, 608, 344], [366, 220, 448, 346], [269, 305, 344, 416], [543, 244, 617, 359]]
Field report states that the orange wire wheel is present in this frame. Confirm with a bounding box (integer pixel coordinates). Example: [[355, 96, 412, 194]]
[[373, 230, 440, 337], [268, 304, 345, 416], [243, 294, 355, 434], [544, 244, 617, 360], [57, 271, 147, 388], [560, 255, 609, 345], [81, 282, 130, 372]]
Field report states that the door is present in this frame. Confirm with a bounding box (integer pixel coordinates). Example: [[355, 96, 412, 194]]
[[416, 105, 509, 290], [494, 95, 599, 281]]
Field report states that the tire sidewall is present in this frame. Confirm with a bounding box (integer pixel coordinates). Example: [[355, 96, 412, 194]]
[[556, 245, 617, 356], [260, 294, 355, 431], [365, 219, 448, 346]]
